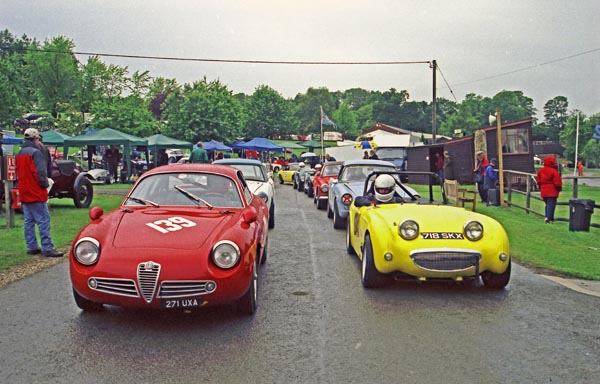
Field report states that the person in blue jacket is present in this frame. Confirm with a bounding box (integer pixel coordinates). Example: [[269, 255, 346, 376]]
[[483, 158, 499, 203]]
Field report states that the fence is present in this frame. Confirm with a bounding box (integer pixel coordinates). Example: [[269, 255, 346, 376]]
[[502, 170, 600, 229]]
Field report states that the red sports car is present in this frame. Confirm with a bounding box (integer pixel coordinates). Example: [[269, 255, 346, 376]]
[[69, 164, 269, 315], [313, 161, 342, 210]]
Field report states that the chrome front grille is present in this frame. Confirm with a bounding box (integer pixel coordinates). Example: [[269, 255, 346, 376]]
[[137, 262, 161, 303], [89, 278, 139, 297], [410, 249, 481, 272], [157, 281, 217, 298]]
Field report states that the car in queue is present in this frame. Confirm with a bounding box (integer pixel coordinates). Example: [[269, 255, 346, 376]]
[[69, 164, 269, 315], [293, 164, 315, 191], [278, 162, 302, 185], [346, 170, 511, 289], [213, 158, 275, 228], [327, 160, 419, 229], [312, 161, 342, 209]]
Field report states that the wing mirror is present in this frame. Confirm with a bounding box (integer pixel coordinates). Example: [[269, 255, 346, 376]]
[[89, 206, 104, 220], [242, 207, 258, 224]]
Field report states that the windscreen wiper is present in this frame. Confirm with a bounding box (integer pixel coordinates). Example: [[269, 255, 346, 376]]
[[174, 185, 213, 209], [127, 196, 160, 207]]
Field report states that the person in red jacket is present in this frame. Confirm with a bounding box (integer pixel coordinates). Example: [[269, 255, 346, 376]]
[[474, 151, 489, 202], [15, 128, 64, 257], [536, 156, 563, 224]]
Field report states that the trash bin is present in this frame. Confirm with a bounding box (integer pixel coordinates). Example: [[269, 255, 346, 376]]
[[487, 189, 500, 206], [569, 199, 595, 231]]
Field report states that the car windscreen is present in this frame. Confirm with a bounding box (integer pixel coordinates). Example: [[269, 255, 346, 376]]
[[376, 147, 407, 159], [126, 172, 243, 208], [225, 164, 266, 182], [322, 164, 340, 176], [340, 165, 395, 183]]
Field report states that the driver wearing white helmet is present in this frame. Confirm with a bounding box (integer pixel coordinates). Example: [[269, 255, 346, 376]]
[[354, 174, 404, 206]]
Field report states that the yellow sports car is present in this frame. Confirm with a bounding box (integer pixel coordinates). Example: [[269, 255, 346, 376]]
[[278, 162, 303, 184], [346, 171, 511, 289]]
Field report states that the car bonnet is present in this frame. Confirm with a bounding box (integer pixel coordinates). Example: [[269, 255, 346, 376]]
[[112, 208, 240, 250]]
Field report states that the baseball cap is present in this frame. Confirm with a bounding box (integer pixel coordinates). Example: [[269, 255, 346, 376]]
[[24, 128, 40, 139]]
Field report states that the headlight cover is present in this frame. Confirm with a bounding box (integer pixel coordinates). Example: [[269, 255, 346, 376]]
[[74, 237, 100, 265], [464, 220, 484, 241], [257, 192, 269, 203], [321, 184, 329, 193], [399, 220, 419, 240], [212, 240, 241, 269], [342, 193, 353, 206]]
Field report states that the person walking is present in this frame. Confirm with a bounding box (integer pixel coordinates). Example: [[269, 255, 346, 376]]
[[190, 141, 209, 163], [474, 150, 489, 202], [537, 156, 562, 224], [15, 128, 64, 257], [442, 150, 455, 181], [434, 152, 444, 181], [104, 145, 120, 183], [577, 160, 584, 176]]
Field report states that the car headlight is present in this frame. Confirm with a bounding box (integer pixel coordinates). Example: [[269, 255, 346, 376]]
[[257, 192, 269, 203], [321, 185, 329, 193], [464, 220, 484, 241], [212, 240, 241, 269], [342, 193, 353, 206], [399, 220, 419, 240], [74, 237, 100, 265]]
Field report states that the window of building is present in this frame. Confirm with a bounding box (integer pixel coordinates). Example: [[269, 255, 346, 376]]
[[502, 128, 529, 154]]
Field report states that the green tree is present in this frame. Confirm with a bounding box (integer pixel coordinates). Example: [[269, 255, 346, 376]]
[[293, 87, 336, 135], [543, 96, 568, 141], [90, 95, 156, 137], [332, 102, 358, 138], [0, 29, 33, 126], [244, 85, 298, 138], [163, 78, 242, 143], [561, 112, 600, 166], [371, 88, 410, 127], [490, 90, 536, 124], [26, 36, 80, 118], [354, 104, 375, 133]]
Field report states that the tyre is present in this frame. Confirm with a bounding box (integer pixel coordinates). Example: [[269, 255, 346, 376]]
[[297, 181, 304, 192], [481, 260, 511, 289], [327, 201, 334, 218], [333, 202, 347, 229], [269, 201, 275, 229], [238, 261, 258, 315], [279, 175, 284, 184], [73, 175, 94, 208], [361, 233, 383, 288], [346, 220, 356, 255], [307, 185, 314, 198], [292, 178, 298, 189], [73, 288, 103, 311], [260, 238, 268, 265]]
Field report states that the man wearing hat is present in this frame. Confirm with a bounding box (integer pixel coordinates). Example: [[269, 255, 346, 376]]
[[0, 128, 4, 157], [15, 128, 63, 257], [483, 157, 499, 204]]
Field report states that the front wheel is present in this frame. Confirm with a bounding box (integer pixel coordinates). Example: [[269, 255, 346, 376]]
[[346, 221, 356, 255], [73, 288, 103, 311], [73, 175, 94, 208], [238, 261, 258, 315], [268, 201, 275, 229], [333, 203, 347, 229], [278, 175, 284, 184], [327, 201, 334, 218], [361, 233, 383, 288], [481, 260, 511, 289]]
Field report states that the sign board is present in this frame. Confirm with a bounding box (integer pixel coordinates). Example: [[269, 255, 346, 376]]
[[6, 155, 16, 181]]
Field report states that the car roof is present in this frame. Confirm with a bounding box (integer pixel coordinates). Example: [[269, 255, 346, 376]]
[[213, 159, 263, 166], [147, 163, 241, 178], [342, 159, 395, 167]]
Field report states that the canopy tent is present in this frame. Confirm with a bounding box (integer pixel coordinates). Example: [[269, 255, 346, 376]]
[[203, 140, 232, 151], [277, 141, 305, 149], [298, 139, 323, 151], [39, 129, 71, 146], [64, 128, 148, 182], [235, 138, 284, 152], [147, 134, 193, 167], [1, 135, 23, 145]]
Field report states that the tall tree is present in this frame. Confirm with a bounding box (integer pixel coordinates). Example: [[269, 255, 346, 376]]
[[0, 30, 34, 126], [490, 90, 536, 123], [163, 78, 242, 143], [244, 85, 298, 138], [26, 36, 80, 118], [543, 96, 569, 141], [332, 102, 358, 138], [370, 88, 409, 127], [293, 87, 336, 135]]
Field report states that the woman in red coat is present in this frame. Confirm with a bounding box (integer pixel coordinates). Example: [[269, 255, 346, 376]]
[[536, 156, 562, 223]]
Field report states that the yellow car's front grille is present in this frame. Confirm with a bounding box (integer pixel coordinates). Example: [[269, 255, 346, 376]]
[[410, 250, 481, 273]]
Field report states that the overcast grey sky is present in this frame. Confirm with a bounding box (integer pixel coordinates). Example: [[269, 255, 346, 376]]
[[2, 0, 599, 117]]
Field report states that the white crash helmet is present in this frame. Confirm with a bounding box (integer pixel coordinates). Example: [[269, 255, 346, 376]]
[[299, 162, 305, 168], [315, 164, 322, 170], [374, 174, 395, 202]]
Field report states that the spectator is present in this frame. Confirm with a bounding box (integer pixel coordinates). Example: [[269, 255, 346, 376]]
[[325, 153, 336, 162], [483, 158, 499, 203], [0, 129, 4, 157], [15, 128, 63, 258], [577, 160, 584, 176], [443, 150, 455, 181], [157, 149, 168, 166], [104, 145, 120, 183], [537, 156, 562, 224], [363, 150, 369, 159], [190, 141, 209, 163], [369, 150, 379, 160], [474, 150, 489, 202], [434, 152, 444, 181]]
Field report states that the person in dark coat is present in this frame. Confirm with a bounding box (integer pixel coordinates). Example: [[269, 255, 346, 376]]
[[483, 158, 499, 203], [474, 150, 489, 202], [442, 150, 455, 180], [536, 156, 562, 223]]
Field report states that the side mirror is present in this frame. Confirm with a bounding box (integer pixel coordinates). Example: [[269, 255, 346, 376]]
[[242, 207, 258, 224], [89, 206, 104, 220]]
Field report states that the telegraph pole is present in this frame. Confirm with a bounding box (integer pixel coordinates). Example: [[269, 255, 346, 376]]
[[432, 59, 437, 144]]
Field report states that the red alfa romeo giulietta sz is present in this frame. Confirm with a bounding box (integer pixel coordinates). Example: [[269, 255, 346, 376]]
[[69, 164, 269, 315]]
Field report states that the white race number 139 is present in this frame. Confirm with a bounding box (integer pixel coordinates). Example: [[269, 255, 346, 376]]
[[146, 216, 197, 234]]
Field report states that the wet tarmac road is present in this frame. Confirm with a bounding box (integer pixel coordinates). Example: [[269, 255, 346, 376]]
[[1, 182, 599, 383]]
